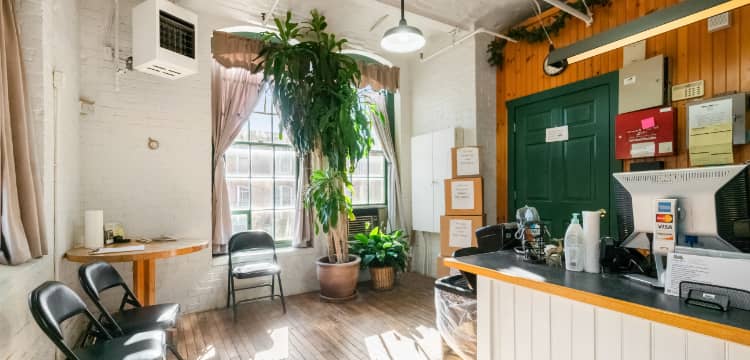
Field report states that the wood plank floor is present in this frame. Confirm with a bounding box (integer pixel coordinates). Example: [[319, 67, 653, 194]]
[[170, 273, 465, 360]]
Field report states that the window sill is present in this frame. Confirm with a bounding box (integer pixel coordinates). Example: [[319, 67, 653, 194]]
[[211, 246, 318, 267]]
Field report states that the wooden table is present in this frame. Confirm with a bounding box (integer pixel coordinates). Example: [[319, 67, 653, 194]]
[[66, 239, 209, 306]]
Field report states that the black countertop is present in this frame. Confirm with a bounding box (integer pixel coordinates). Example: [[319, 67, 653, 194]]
[[449, 250, 750, 333]]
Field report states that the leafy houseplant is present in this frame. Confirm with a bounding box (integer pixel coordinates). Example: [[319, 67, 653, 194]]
[[259, 10, 376, 300], [350, 226, 409, 291]]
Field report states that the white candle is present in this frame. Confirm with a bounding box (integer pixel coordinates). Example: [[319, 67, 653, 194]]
[[84, 210, 104, 249]]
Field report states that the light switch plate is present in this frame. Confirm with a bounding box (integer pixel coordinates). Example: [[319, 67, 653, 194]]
[[672, 80, 704, 101]]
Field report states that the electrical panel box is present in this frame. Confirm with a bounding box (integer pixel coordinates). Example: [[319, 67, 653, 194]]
[[619, 55, 668, 114]]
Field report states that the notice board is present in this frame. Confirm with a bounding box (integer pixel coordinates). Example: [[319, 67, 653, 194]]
[[615, 106, 676, 160]]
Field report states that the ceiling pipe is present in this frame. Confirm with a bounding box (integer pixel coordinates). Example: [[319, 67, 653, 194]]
[[420, 28, 517, 63], [262, 0, 280, 26], [543, 0, 593, 26]]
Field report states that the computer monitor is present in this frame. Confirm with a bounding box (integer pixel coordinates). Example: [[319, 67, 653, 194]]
[[613, 164, 750, 286]]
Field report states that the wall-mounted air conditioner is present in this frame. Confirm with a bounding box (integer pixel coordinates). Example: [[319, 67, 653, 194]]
[[132, 0, 198, 79]]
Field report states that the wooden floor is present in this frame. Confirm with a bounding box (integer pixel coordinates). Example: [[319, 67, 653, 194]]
[[170, 273, 464, 360]]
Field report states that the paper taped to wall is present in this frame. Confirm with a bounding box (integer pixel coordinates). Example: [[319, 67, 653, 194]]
[[688, 98, 734, 166]]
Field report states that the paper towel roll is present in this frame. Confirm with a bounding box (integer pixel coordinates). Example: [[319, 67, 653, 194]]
[[582, 210, 601, 273], [84, 210, 104, 249]]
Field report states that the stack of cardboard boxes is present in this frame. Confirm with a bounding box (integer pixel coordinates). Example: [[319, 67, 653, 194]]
[[436, 146, 486, 277]]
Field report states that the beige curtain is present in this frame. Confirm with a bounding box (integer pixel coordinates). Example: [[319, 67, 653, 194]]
[[363, 92, 409, 235], [0, 0, 47, 265], [212, 31, 265, 70], [211, 60, 264, 254], [357, 62, 399, 92]]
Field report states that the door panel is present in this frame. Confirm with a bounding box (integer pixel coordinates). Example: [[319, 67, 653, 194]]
[[513, 83, 612, 237]]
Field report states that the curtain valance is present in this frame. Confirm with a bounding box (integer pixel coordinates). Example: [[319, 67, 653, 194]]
[[211, 31, 265, 71]]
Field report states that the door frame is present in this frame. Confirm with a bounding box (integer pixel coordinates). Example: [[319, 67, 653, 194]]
[[506, 71, 621, 236]]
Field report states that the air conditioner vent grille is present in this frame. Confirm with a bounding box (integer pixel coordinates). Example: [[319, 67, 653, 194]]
[[159, 10, 195, 59]]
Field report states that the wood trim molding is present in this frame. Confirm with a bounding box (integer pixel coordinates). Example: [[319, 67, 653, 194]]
[[444, 257, 750, 346]]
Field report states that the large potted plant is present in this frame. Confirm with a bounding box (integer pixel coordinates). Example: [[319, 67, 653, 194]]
[[350, 226, 409, 291], [305, 169, 360, 300], [259, 10, 374, 301]]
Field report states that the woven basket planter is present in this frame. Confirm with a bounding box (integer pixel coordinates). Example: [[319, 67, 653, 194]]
[[370, 266, 395, 291]]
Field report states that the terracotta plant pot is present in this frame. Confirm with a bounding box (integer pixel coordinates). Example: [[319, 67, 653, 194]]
[[316, 255, 361, 301], [369, 266, 395, 291]]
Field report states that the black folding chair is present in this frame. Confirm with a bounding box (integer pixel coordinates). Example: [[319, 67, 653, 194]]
[[78, 261, 183, 359], [28, 281, 167, 360], [226, 230, 287, 319]]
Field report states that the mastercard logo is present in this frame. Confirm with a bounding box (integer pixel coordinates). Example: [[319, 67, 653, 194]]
[[656, 214, 673, 223]]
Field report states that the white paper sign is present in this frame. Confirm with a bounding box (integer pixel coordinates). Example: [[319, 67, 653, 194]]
[[630, 141, 656, 158], [545, 126, 569, 143], [451, 181, 475, 209], [664, 252, 750, 296], [449, 219, 473, 248], [456, 147, 480, 176]]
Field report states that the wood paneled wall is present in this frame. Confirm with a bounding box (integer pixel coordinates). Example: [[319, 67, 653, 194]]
[[496, 1, 750, 221]]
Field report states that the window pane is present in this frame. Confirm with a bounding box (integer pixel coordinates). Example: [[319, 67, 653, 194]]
[[251, 146, 274, 177], [351, 179, 368, 205], [275, 148, 296, 177], [352, 159, 368, 177], [236, 123, 249, 142], [275, 209, 294, 241], [369, 178, 385, 204], [227, 179, 250, 210], [251, 179, 273, 210], [272, 117, 291, 145], [225, 144, 250, 177], [231, 214, 248, 234], [369, 152, 385, 177], [248, 113, 273, 143], [251, 210, 274, 235], [275, 179, 296, 209]]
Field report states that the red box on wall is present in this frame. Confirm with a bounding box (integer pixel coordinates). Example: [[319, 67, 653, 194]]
[[615, 106, 676, 160]]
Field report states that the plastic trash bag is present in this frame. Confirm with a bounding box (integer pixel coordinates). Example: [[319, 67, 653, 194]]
[[434, 275, 477, 360]]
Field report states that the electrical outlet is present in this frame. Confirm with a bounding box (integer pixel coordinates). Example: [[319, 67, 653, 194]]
[[708, 12, 731, 32], [672, 80, 704, 101]]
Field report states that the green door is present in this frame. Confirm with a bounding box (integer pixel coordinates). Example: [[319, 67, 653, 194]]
[[509, 73, 618, 238]]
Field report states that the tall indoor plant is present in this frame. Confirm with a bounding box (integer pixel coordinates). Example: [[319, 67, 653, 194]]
[[259, 10, 374, 301]]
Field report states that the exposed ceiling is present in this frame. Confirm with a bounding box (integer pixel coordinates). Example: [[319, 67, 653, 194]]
[[179, 0, 545, 58]]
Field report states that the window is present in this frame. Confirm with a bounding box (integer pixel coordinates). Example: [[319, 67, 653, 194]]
[[351, 122, 387, 207], [225, 87, 295, 247]]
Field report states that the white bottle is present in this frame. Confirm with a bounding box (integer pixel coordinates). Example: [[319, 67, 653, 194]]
[[564, 213, 585, 272]]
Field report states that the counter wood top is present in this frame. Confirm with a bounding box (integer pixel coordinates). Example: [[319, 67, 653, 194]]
[[445, 251, 750, 346]]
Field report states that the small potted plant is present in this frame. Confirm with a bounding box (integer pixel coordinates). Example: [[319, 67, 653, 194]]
[[350, 225, 409, 291]]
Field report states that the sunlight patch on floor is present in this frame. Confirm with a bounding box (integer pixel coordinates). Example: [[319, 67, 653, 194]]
[[254, 327, 290, 360], [197, 345, 216, 360], [365, 326, 447, 360]]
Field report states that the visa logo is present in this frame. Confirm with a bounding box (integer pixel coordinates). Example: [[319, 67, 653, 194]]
[[658, 202, 672, 212]]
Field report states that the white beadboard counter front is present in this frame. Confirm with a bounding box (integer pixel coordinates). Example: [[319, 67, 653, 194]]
[[444, 251, 750, 360]]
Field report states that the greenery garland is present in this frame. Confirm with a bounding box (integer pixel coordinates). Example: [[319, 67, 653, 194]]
[[487, 0, 612, 68]]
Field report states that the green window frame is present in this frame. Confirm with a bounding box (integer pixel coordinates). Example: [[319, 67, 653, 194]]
[[225, 87, 295, 248]]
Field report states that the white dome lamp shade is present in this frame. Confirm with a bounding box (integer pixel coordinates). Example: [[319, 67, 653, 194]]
[[380, 0, 425, 53]]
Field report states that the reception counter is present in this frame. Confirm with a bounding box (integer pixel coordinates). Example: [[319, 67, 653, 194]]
[[444, 251, 750, 360]]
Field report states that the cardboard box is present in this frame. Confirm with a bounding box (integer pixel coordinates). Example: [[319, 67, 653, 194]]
[[451, 146, 481, 178], [445, 177, 483, 216], [436, 255, 461, 278], [440, 214, 485, 256]]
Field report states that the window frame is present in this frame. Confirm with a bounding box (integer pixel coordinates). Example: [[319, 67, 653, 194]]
[[226, 99, 295, 248]]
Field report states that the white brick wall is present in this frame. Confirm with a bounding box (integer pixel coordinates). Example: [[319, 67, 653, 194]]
[[405, 34, 497, 277], [1, 0, 82, 358], [76, 0, 327, 315]]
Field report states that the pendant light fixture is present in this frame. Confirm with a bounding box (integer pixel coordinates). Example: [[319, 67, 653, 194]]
[[380, 0, 425, 53]]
